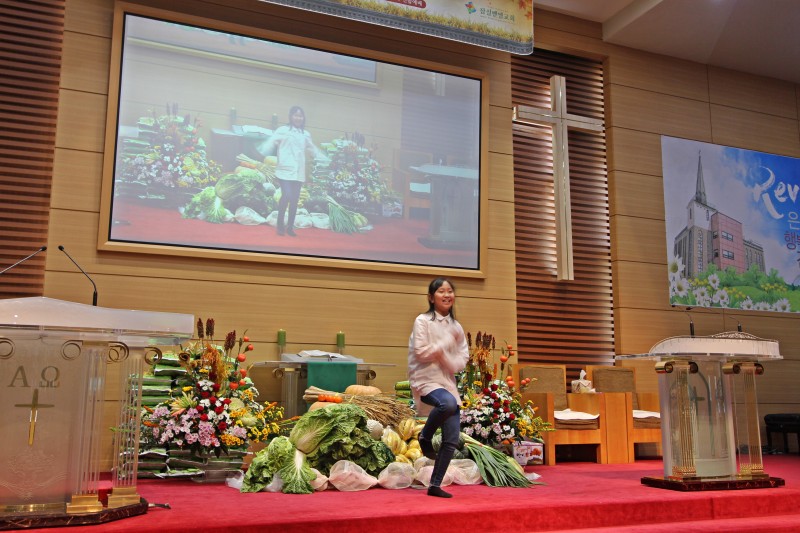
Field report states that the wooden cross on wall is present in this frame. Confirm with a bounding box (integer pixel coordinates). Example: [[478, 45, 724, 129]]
[[513, 75, 604, 281]]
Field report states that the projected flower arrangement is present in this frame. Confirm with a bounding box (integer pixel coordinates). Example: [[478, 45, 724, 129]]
[[116, 104, 222, 192]]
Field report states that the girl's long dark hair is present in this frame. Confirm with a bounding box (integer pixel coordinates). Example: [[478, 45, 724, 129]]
[[426, 277, 456, 320], [288, 105, 305, 130]]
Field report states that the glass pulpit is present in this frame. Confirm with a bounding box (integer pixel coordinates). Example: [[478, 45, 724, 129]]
[[618, 331, 785, 490], [0, 297, 193, 527]]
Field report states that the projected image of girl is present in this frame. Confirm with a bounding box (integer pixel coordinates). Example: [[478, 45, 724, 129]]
[[259, 105, 328, 236]]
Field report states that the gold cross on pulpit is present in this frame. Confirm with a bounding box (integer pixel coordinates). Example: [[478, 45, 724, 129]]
[[14, 388, 55, 446], [513, 75, 604, 281]]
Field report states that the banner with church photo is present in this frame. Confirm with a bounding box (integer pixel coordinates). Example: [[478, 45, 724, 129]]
[[662, 136, 800, 313], [260, 0, 533, 54]]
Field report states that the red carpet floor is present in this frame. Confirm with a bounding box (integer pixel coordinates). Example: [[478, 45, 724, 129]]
[[109, 200, 476, 268], [21, 455, 800, 532]]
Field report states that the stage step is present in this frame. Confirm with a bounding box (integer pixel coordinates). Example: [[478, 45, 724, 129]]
[[542, 512, 800, 532]]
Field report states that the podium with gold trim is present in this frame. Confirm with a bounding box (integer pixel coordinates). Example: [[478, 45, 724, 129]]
[[620, 332, 785, 491], [0, 298, 193, 528]]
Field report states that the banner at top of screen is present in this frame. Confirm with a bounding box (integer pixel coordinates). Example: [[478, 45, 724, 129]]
[[260, 0, 534, 55]]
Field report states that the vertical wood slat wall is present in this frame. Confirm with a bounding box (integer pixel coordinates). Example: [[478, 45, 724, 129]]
[[511, 49, 614, 380], [0, 0, 63, 297]]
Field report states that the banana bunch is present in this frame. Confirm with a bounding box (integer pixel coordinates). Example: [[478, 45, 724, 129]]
[[297, 187, 310, 208], [382, 418, 426, 464]]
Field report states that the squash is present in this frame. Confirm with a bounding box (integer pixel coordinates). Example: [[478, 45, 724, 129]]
[[344, 384, 382, 396], [309, 401, 335, 411]]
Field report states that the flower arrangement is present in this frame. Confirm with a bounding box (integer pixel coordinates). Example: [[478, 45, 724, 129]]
[[117, 103, 221, 190], [311, 134, 391, 212], [142, 318, 283, 457], [458, 331, 553, 446]]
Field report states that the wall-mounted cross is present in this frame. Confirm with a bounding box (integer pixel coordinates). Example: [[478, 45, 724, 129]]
[[513, 75, 604, 281], [14, 388, 54, 446]]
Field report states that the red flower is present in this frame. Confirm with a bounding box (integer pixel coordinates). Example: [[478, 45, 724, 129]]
[[491, 384, 498, 391], [493, 402, 501, 409], [223, 398, 232, 405], [200, 414, 208, 421], [215, 406, 224, 414], [509, 413, 516, 420], [196, 405, 204, 412], [201, 391, 210, 398], [482, 388, 490, 395], [218, 422, 227, 430], [212, 383, 221, 392]]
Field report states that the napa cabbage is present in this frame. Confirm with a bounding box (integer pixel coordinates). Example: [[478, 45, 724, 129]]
[[289, 403, 363, 455]]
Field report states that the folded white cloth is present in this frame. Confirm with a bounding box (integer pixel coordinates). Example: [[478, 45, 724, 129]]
[[632, 410, 661, 419], [554, 408, 599, 420]]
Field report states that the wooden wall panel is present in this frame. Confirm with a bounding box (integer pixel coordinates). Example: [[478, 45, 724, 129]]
[[44, 269, 517, 353], [606, 84, 713, 140], [533, 8, 603, 40], [612, 261, 668, 310], [488, 152, 515, 203], [606, 48, 709, 101], [708, 67, 798, 118], [606, 128, 662, 176], [60, 31, 110, 94], [610, 216, 666, 263], [615, 304, 800, 359], [608, 170, 664, 220], [51, 148, 103, 211], [54, 90, 106, 151], [64, 0, 113, 36], [709, 104, 800, 157]]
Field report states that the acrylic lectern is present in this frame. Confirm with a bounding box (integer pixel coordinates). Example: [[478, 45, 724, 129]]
[[619, 331, 785, 491], [0, 297, 193, 528]]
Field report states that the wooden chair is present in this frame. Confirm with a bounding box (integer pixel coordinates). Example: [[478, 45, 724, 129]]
[[392, 148, 432, 219], [586, 365, 662, 462], [515, 363, 628, 465]]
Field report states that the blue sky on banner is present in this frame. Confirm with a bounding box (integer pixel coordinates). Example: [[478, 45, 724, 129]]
[[663, 136, 800, 284]]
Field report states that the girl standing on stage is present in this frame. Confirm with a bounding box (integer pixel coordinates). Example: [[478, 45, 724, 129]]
[[407, 277, 469, 498], [260, 105, 325, 236]]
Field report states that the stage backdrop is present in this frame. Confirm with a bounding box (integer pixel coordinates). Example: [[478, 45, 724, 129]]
[[663, 136, 800, 313], [260, 0, 533, 54]]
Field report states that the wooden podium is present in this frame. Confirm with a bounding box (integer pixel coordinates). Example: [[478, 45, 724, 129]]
[[619, 332, 785, 491], [0, 297, 193, 527], [410, 164, 479, 250]]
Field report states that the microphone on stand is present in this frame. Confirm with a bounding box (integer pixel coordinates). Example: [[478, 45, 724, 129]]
[[0, 246, 47, 276], [672, 304, 695, 337], [58, 246, 98, 306]]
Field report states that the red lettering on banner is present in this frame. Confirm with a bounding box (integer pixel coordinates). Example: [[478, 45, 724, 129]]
[[386, 0, 427, 8]]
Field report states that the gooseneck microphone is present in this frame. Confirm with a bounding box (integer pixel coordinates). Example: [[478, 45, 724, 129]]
[[672, 304, 695, 337], [58, 245, 98, 306], [0, 246, 47, 276]]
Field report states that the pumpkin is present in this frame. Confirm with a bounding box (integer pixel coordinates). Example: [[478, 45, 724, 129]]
[[344, 384, 382, 396], [309, 401, 335, 411]]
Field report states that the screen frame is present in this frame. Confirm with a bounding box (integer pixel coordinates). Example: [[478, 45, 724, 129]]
[[98, 2, 489, 277]]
